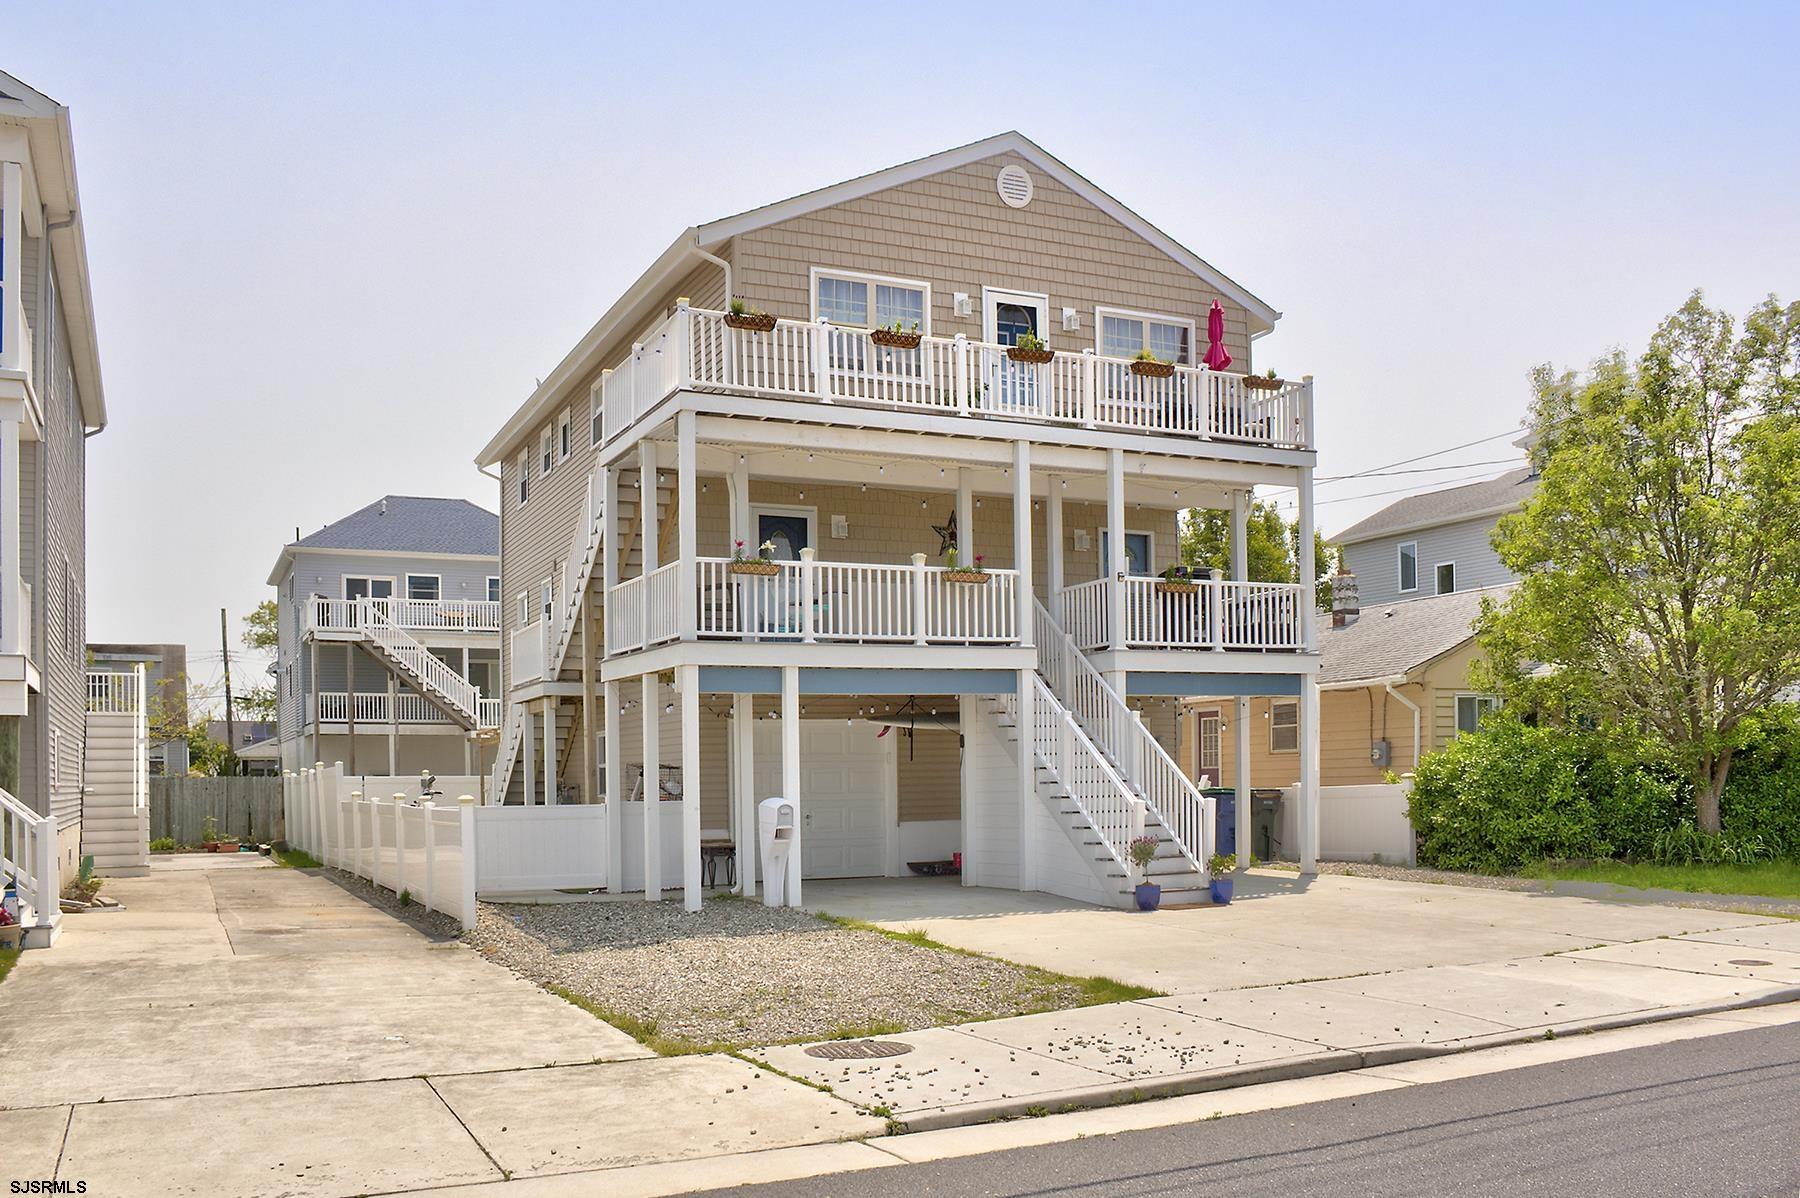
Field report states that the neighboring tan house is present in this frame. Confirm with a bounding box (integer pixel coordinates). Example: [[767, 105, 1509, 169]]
[[1, 72, 109, 942], [1335, 464, 1536, 608], [475, 132, 1329, 910], [88, 642, 189, 775], [1183, 582, 1512, 803], [268, 496, 502, 776]]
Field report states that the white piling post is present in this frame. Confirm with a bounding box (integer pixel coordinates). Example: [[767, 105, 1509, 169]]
[[459, 797, 477, 932], [351, 792, 364, 881], [422, 801, 437, 915], [393, 795, 407, 900]]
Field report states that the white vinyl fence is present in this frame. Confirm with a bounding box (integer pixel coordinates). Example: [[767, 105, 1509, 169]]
[[1278, 781, 1416, 865], [282, 764, 609, 929]]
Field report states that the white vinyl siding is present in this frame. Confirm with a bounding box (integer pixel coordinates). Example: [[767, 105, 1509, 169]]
[[1342, 514, 1520, 608]]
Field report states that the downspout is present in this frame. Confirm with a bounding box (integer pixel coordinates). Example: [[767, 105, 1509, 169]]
[[695, 242, 731, 307], [1383, 680, 1422, 777]]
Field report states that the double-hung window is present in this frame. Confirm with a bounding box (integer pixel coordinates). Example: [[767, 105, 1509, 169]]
[[1455, 694, 1500, 735], [1097, 307, 1193, 365], [487, 576, 501, 604], [1436, 562, 1456, 595], [517, 450, 530, 506], [406, 574, 441, 601], [1398, 541, 1419, 593], [540, 427, 554, 477], [590, 382, 603, 447], [1270, 701, 1299, 753], [813, 269, 929, 332], [558, 410, 572, 462]]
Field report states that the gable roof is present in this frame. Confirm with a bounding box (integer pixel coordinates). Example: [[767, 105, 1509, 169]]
[[267, 496, 497, 584], [476, 132, 1280, 467], [1318, 584, 1513, 686], [1333, 467, 1538, 546]]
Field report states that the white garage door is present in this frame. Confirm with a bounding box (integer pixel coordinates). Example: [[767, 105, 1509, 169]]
[[753, 721, 892, 878]]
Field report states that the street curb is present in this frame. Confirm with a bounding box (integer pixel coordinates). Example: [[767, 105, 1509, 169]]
[[885, 986, 1800, 1133]]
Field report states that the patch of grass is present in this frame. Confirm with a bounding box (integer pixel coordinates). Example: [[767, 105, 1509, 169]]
[[547, 984, 730, 1057], [1520, 858, 1800, 900], [815, 912, 1162, 1012], [0, 945, 18, 986], [273, 848, 323, 869], [149, 837, 177, 853], [821, 1019, 905, 1040]]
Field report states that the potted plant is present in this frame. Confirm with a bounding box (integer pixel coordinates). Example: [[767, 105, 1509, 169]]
[[941, 548, 990, 586], [1208, 852, 1238, 904], [1130, 348, 1176, 378], [201, 814, 221, 852], [1129, 836, 1162, 911], [870, 318, 922, 350], [1006, 330, 1055, 364], [1243, 367, 1285, 391], [1155, 564, 1199, 594], [723, 298, 777, 333], [729, 539, 782, 577]]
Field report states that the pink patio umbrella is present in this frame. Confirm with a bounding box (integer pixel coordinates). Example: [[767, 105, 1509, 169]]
[[1202, 300, 1233, 371]]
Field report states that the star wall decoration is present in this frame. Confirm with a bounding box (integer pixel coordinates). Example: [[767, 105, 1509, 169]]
[[932, 511, 957, 555]]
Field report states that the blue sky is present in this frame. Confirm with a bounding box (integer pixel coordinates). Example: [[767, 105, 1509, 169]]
[[9, 1, 1798, 704]]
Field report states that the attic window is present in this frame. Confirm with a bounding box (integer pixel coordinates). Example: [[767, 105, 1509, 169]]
[[996, 164, 1034, 209]]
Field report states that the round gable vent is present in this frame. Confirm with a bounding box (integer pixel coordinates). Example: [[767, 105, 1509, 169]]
[[995, 164, 1034, 209]]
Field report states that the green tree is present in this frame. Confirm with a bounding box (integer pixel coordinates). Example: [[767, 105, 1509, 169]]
[[1477, 292, 1800, 833], [1178, 500, 1335, 609], [237, 599, 279, 724]]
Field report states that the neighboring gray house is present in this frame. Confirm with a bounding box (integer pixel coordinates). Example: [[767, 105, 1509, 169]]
[[88, 642, 188, 775], [1, 72, 108, 899], [1334, 465, 1537, 609], [268, 496, 501, 776]]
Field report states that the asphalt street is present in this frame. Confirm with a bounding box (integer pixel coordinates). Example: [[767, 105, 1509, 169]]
[[714, 1024, 1800, 1197]]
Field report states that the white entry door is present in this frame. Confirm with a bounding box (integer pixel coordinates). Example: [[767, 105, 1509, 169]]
[[753, 720, 893, 878], [981, 288, 1051, 413]]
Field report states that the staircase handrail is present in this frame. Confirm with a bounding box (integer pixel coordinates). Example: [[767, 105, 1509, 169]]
[[1003, 673, 1141, 877], [358, 600, 481, 723], [1035, 597, 1210, 873], [487, 702, 524, 804]]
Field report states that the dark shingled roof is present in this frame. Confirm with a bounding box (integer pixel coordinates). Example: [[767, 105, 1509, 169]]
[[1334, 467, 1537, 545], [293, 496, 498, 557], [1319, 584, 1514, 685]]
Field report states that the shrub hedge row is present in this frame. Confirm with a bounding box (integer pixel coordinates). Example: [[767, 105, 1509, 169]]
[[1407, 708, 1800, 872]]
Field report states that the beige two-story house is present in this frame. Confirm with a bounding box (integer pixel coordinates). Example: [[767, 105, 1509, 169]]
[[474, 133, 1325, 910]]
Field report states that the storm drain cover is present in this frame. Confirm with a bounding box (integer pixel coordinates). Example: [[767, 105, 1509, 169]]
[[804, 1039, 914, 1060], [1728, 959, 1772, 967]]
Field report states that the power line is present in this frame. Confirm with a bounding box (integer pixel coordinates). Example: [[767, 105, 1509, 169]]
[[1311, 425, 1530, 487], [1315, 455, 1524, 482], [1266, 466, 1520, 512]]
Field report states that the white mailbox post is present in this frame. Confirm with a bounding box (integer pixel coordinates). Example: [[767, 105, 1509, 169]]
[[758, 796, 801, 908]]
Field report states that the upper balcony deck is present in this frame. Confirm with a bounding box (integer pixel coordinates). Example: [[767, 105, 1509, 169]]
[[306, 596, 502, 639], [598, 304, 1312, 459]]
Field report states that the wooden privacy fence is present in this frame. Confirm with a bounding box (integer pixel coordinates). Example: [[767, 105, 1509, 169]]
[[150, 777, 285, 844]]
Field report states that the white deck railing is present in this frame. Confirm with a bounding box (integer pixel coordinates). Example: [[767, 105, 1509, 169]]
[[600, 304, 1314, 451], [86, 670, 144, 714], [1001, 674, 1141, 878], [510, 619, 546, 686], [308, 596, 501, 635], [317, 691, 494, 725], [1055, 577, 1306, 652], [360, 601, 483, 724], [0, 784, 58, 941]]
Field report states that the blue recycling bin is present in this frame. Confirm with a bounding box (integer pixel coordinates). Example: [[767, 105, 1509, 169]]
[[1203, 788, 1236, 859]]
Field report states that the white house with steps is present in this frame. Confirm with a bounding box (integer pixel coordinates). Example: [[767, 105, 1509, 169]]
[[474, 133, 1324, 912], [81, 667, 148, 876]]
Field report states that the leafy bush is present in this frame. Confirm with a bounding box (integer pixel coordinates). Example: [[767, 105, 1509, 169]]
[[1718, 707, 1800, 858], [149, 837, 177, 852]]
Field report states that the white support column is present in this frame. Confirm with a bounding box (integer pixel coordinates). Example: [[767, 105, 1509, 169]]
[[600, 465, 619, 592], [1297, 465, 1317, 652], [1106, 448, 1126, 651], [780, 665, 801, 907], [676, 411, 698, 642], [1045, 473, 1063, 616], [640, 442, 660, 572], [1016, 668, 1035, 893], [543, 698, 558, 804], [679, 664, 701, 911], [731, 456, 751, 549], [0, 418, 20, 655], [387, 672, 399, 775], [1234, 696, 1252, 870], [732, 692, 755, 898], [955, 468, 974, 565], [604, 678, 623, 888], [0, 162, 22, 376], [1230, 489, 1249, 581], [1300, 673, 1320, 874], [1012, 440, 1032, 647], [521, 702, 536, 805], [642, 671, 661, 900]]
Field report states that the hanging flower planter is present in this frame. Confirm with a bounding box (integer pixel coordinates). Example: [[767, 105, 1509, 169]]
[[724, 311, 778, 333], [944, 569, 990, 585], [1155, 580, 1199, 594], [729, 560, 781, 576], [1242, 374, 1286, 391], [871, 328, 923, 350], [1130, 358, 1176, 379], [1007, 345, 1054, 365]]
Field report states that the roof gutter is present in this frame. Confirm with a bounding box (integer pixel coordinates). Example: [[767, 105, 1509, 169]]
[[695, 242, 731, 308], [1383, 679, 1422, 777]]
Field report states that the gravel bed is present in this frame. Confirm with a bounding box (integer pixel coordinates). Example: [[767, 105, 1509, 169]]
[[465, 898, 1098, 1050], [321, 867, 464, 938], [1277, 860, 1800, 917]]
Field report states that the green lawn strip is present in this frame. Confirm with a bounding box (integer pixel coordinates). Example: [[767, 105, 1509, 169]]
[[0, 945, 18, 986], [273, 848, 323, 870], [1520, 859, 1800, 900], [546, 984, 734, 1057]]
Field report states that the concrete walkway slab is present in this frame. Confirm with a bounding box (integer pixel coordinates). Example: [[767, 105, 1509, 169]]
[[749, 1026, 1116, 1116], [1677, 920, 1800, 954], [0, 1106, 71, 1177], [954, 1001, 1328, 1081], [1147, 984, 1515, 1048], [1563, 936, 1800, 984], [58, 1078, 499, 1197], [430, 1055, 881, 1177]]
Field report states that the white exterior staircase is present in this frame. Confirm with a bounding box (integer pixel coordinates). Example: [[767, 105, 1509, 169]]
[[356, 600, 487, 731]]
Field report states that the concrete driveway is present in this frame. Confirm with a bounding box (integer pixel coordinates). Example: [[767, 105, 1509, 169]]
[[0, 855, 876, 1195]]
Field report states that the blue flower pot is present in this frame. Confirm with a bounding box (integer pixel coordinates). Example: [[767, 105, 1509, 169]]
[[1209, 877, 1234, 905], [1134, 882, 1162, 911]]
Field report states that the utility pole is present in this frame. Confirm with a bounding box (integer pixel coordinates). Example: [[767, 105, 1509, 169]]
[[220, 607, 238, 776]]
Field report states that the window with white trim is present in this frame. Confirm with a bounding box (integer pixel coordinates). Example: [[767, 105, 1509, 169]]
[[1436, 562, 1456, 595], [558, 409, 572, 461], [487, 577, 501, 604], [813, 269, 929, 333], [516, 592, 530, 626], [1270, 701, 1299, 753], [1455, 694, 1500, 735], [405, 574, 441, 601], [1097, 307, 1193, 364], [1398, 541, 1418, 593], [540, 427, 554, 477], [516, 450, 530, 506], [590, 383, 603, 447]]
